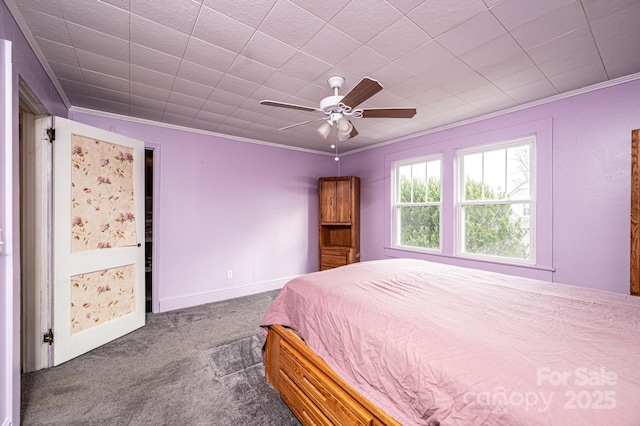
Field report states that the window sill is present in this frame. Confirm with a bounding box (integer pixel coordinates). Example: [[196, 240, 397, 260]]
[[383, 247, 556, 279]]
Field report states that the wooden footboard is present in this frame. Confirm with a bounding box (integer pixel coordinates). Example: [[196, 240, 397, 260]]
[[265, 324, 401, 426]]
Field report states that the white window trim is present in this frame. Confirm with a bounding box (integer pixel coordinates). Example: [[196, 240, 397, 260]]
[[392, 154, 443, 253], [455, 136, 536, 264], [383, 118, 552, 279]]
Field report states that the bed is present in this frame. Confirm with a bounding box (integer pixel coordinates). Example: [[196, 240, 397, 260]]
[[261, 258, 640, 425]]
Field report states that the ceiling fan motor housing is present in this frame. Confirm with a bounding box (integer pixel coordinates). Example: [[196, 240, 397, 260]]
[[327, 75, 345, 90], [320, 95, 344, 113]]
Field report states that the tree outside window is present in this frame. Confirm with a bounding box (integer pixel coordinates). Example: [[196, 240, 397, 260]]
[[391, 136, 534, 265], [394, 157, 442, 251], [458, 138, 534, 262]]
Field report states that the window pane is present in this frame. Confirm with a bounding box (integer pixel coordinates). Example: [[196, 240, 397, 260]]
[[399, 165, 411, 203], [398, 160, 442, 204], [506, 145, 530, 199], [411, 162, 427, 202], [462, 204, 530, 259], [399, 174, 426, 203], [426, 160, 441, 202], [483, 149, 506, 200], [463, 153, 482, 200], [398, 206, 440, 249]]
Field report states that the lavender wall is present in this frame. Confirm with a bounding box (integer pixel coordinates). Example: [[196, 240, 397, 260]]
[[340, 79, 640, 294], [1, 2, 68, 425], [69, 111, 336, 311], [3, 1, 639, 423]]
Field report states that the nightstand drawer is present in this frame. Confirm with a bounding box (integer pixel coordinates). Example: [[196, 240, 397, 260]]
[[320, 247, 356, 270]]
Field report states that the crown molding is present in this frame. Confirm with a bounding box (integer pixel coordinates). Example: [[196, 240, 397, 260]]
[[68, 106, 334, 156]]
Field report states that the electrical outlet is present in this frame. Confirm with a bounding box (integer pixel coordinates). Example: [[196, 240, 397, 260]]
[[227, 270, 233, 279]]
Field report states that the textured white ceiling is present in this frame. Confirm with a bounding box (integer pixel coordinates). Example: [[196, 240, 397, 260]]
[[5, 0, 640, 154]]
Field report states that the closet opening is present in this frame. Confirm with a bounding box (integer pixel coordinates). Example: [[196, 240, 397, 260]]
[[145, 148, 153, 312]]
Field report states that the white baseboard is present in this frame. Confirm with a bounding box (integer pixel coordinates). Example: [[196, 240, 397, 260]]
[[157, 276, 297, 313]]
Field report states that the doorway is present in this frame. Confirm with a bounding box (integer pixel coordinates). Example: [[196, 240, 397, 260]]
[[145, 148, 153, 312]]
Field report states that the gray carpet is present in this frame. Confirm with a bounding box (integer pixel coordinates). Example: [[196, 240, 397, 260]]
[[21, 290, 301, 426]]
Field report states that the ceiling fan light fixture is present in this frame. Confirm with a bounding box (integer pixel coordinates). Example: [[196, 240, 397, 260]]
[[336, 117, 352, 134], [317, 121, 332, 139]]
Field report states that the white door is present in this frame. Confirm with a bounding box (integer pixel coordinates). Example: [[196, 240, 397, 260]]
[[51, 116, 145, 365]]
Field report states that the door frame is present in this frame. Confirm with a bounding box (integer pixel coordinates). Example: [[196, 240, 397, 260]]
[[19, 110, 51, 372], [18, 77, 51, 372], [145, 143, 161, 313], [1, 37, 18, 426]]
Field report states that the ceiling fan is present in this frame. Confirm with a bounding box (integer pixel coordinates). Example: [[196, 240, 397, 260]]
[[260, 76, 417, 142]]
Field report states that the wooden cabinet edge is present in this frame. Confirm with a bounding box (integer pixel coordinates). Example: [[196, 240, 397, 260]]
[[632, 130, 640, 295]]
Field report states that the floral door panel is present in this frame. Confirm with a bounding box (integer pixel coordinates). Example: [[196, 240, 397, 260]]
[[52, 116, 145, 367], [70, 264, 136, 335], [71, 134, 137, 251]]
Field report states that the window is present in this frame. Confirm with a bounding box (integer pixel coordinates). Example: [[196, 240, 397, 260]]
[[457, 137, 534, 262], [393, 156, 442, 251]]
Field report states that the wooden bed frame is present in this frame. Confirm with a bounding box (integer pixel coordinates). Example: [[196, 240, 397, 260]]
[[265, 324, 401, 426]]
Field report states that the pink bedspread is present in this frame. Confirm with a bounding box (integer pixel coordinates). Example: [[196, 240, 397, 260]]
[[261, 259, 640, 425]]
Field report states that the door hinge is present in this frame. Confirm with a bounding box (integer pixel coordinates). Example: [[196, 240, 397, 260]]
[[46, 128, 55, 143], [43, 329, 53, 345]]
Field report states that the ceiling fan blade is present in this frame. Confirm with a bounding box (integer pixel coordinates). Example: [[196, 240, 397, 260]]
[[340, 77, 383, 109], [349, 122, 358, 139], [278, 118, 327, 131], [361, 108, 417, 119], [260, 100, 320, 113]]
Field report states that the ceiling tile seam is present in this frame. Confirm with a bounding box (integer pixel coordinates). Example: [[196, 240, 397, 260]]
[[204, 58, 274, 130], [56, 4, 116, 112], [229, 4, 338, 113], [203, 27, 338, 129], [385, 1, 421, 17], [427, 32, 519, 108], [292, 0, 350, 23], [577, 0, 609, 80], [484, 7, 559, 100], [489, 1, 606, 95], [182, 2, 279, 130], [375, 31, 436, 78], [158, 1, 207, 122], [386, 7, 505, 84], [408, 3, 490, 40], [3, 0, 72, 109], [127, 0, 131, 116]]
